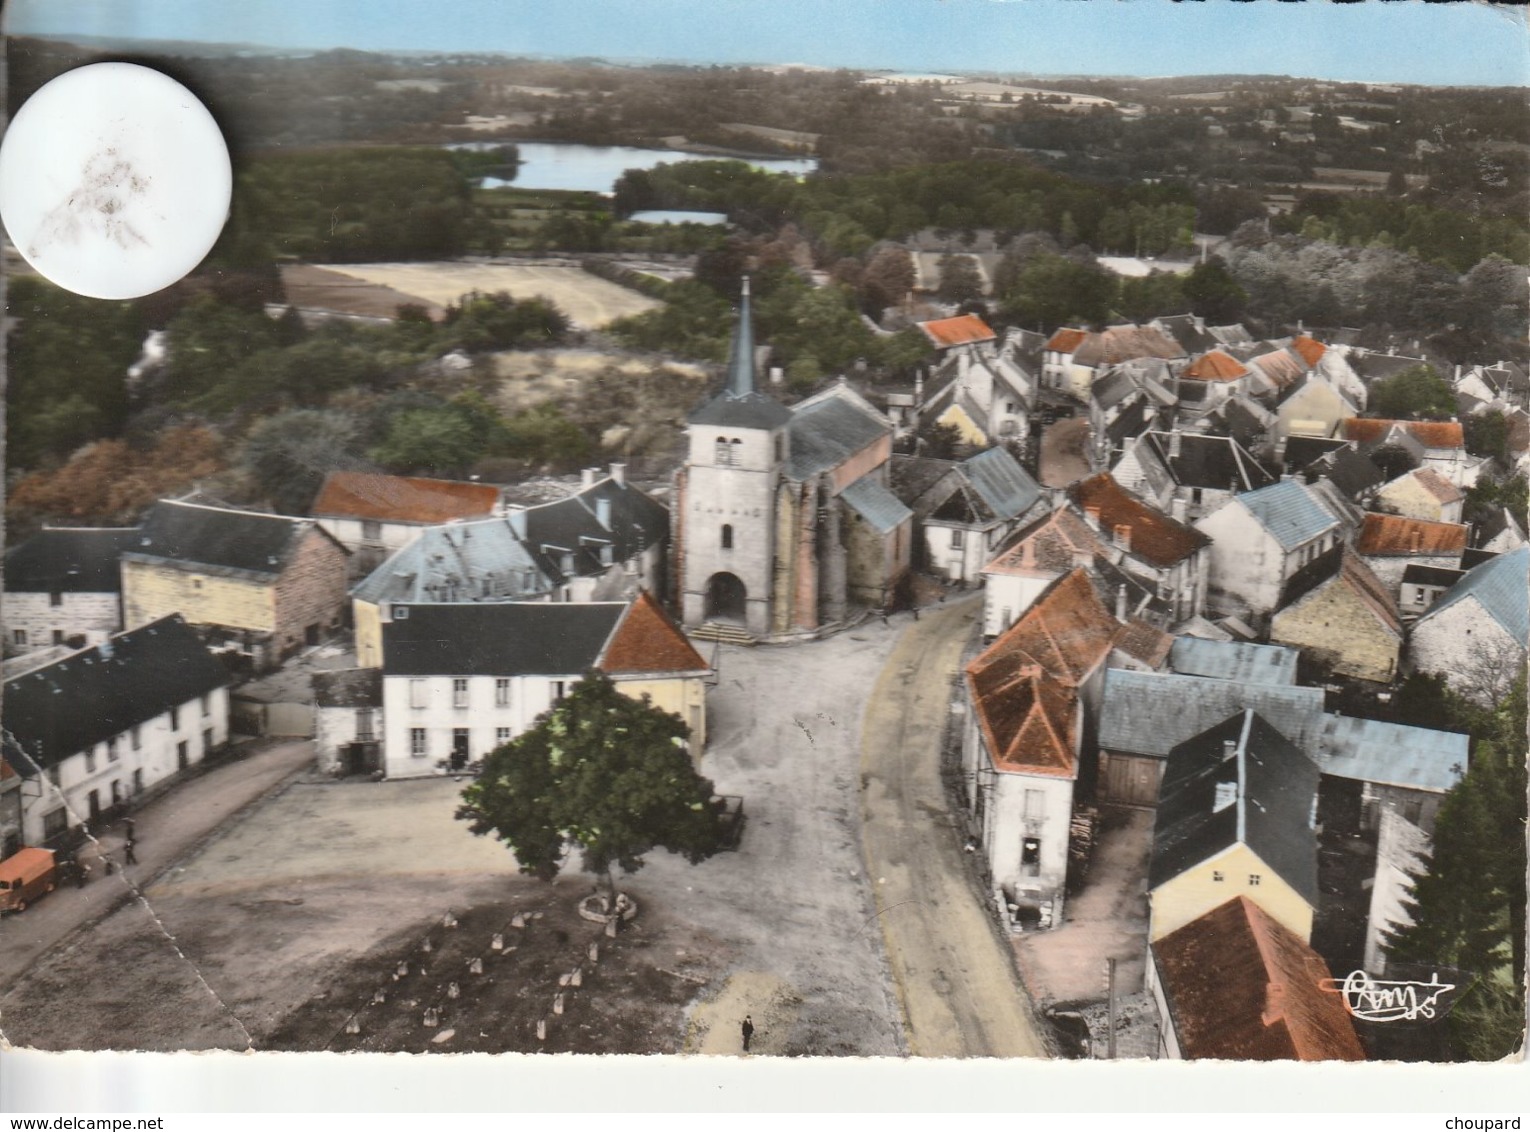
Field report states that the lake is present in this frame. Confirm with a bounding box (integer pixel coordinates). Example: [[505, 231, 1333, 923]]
[[461, 141, 816, 194], [627, 210, 729, 226]]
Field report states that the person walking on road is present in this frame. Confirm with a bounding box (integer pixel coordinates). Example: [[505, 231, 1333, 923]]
[[124, 838, 137, 866], [741, 1015, 754, 1053]]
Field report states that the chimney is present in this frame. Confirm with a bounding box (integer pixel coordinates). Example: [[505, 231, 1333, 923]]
[[609, 462, 627, 487], [1115, 585, 1128, 621], [1113, 524, 1132, 554], [581, 468, 598, 489], [1072, 548, 1093, 570], [1169, 428, 1183, 459], [596, 495, 612, 530], [1171, 496, 1189, 523], [1222, 737, 1238, 760], [1083, 504, 1102, 530]]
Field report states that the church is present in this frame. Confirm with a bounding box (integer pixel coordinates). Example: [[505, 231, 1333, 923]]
[[675, 279, 913, 638]]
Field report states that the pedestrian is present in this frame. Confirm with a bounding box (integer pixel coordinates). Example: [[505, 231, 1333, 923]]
[[911, 606, 920, 622], [741, 1015, 754, 1053], [124, 838, 137, 866], [74, 857, 89, 888], [879, 607, 889, 628], [124, 817, 136, 842]]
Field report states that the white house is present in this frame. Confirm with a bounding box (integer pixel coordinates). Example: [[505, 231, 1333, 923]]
[[2, 528, 138, 656], [893, 447, 1045, 584], [1194, 480, 1342, 623], [313, 668, 383, 777], [380, 592, 710, 779], [1, 615, 231, 846], [1408, 545, 1529, 704]]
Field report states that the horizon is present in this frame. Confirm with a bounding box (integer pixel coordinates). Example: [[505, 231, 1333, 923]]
[[7, 0, 1528, 89]]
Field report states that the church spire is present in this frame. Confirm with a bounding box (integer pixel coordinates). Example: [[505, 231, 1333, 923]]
[[724, 275, 756, 399]]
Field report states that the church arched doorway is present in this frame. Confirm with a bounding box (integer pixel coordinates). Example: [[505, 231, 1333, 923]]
[[704, 572, 747, 623]]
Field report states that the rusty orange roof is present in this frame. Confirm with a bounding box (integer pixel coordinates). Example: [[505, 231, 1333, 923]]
[[1153, 896, 1366, 1062], [1184, 349, 1250, 382], [1403, 466, 1465, 505], [983, 508, 1104, 577], [1250, 348, 1307, 389], [312, 471, 500, 524], [1355, 512, 1468, 557], [1113, 617, 1174, 668], [1069, 473, 1210, 568], [1290, 335, 1327, 367], [1073, 325, 1185, 366], [919, 313, 997, 349], [1045, 327, 1088, 354], [1341, 419, 1465, 449], [599, 590, 710, 675]]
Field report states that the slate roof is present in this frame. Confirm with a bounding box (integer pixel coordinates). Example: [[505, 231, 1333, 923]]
[[1310, 446, 1384, 500], [1313, 715, 1467, 794], [351, 518, 553, 606], [1342, 419, 1465, 450], [961, 447, 1043, 522], [1152, 314, 1217, 355], [598, 591, 709, 676], [1355, 513, 1468, 557], [1184, 350, 1249, 382], [1415, 544, 1529, 645], [1073, 324, 1185, 367], [383, 602, 626, 677], [1153, 896, 1365, 1061], [1098, 668, 1325, 757], [889, 454, 957, 511], [690, 276, 793, 430], [3, 615, 230, 770], [918, 313, 996, 349], [518, 476, 670, 583], [1207, 324, 1254, 347], [1168, 638, 1300, 686], [312, 668, 383, 709], [1236, 481, 1340, 551], [1150, 710, 1321, 908], [126, 501, 340, 579], [1278, 547, 1402, 636], [1091, 366, 1139, 412], [1069, 473, 1209, 568], [1139, 432, 1276, 493], [1401, 564, 1465, 589], [4, 528, 139, 593], [786, 387, 890, 481], [1284, 436, 1350, 476], [311, 472, 500, 524], [841, 475, 914, 534]]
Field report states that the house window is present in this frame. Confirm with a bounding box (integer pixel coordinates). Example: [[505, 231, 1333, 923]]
[[362, 520, 382, 541], [111, 780, 122, 806], [950, 528, 965, 550], [201, 694, 211, 718], [495, 727, 513, 745], [600, 544, 613, 567], [11, 630, 25, 646], [49, 591, 62, 608], [1402, 798, 1423, 824], [453, 678, 469, 709], [132, 769, 144, 795], [85, 748, 97, 774], [1248, 874, 1261, 886], [393, 605, 410, 620], [192, 578, 203, 590], [356, 709, 375, 742], [47, 764, 61, 788], [1212, 870, 1224, 882], [170, 706, 180, 731], [1022, 789, 1044, 821], [495, 679, 511, 708], [410, 728, 427, 757], [1021, 837, 1041, 878], [52, 630, 64, 646], [203, 728, 214, 754], [410, 679, 427, 709], [107, 737, 119, 763], [551, 681, 567, 703], [131, 726, 141, 751], [43, 808, 67, 840], [715, 437, 733, 466], [721, 524, 734, 550]]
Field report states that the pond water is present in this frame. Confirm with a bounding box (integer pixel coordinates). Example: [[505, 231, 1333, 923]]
[[462, 141, 816, 194], [626, 210, 730, 226]]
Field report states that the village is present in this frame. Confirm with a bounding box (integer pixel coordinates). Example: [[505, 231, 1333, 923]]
[[1, 236, 1525, 1062]]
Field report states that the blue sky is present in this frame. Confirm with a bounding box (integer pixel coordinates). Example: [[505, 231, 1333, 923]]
[[7, 0, 1528, 87]]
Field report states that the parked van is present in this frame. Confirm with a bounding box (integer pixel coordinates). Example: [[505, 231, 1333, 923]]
[[0, 847, 57, 914]]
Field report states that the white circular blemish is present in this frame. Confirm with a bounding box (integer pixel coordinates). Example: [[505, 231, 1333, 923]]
[[0, 62, 232, 299]]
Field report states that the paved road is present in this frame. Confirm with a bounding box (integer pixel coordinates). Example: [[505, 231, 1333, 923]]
[[0, 739, 316, 994], [860, 597, 1052, 1058]]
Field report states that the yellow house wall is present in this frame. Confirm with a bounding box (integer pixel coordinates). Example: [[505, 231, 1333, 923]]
[[354, 599, 384, 668], [1277, 382, 1345, 439], [1270, 583, 1399, 683], [122, 560, 274, 632], [936, 403, 989, 447], [612, 674, 708, 762], [1376, 477, 1444, 522], [1150, 843, 1313, 943]]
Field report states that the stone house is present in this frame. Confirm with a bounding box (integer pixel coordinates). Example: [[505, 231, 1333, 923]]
[[1042, 324, 1184, 402], [1372, 466, 1465, 524], [311, 472, 504, 578], [1270, 546, 1403, 683], [960, 569, 1122, 929], [1, 615, 230, 846], [1398, 564, 1465, 618], [122, 500, 350, 672], [980, 508, 1104, 638], [1147, 710, 1321, 945], [380, 591, 709, 779], [1149, 895, 1365, 1061], [2, 527, 138, 656], [313, 668, 383, 777], [1408, 545, 1529, 705], [1194, 480, 1343, 624], [891, 447, 1044, 584], [1353, 512, 1468, 594], [1112, 429, 1276, 523]]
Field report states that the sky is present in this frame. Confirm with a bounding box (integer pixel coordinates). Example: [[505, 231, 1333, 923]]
[[6, 0, 1529, 87]]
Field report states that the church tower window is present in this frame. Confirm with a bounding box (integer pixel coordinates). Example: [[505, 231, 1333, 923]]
[[721, 524, 734, 550]]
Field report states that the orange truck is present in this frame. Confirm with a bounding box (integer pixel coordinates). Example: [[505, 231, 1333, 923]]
[[0, 847, 58, 914]]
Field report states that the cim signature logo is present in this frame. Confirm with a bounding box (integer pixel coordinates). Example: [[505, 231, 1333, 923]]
[[1319, 969, 1464, 1023]]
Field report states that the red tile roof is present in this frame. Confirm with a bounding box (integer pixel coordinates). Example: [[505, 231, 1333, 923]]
[[1153, 896, 1366, 1062], [1341, 419, 1465, 449], [600, 590, 709, 675], [1113, 617, 1175, 668], [1404, 466, 1465, 505], [1183, 350, 1250, 382], [1073, 325, 1185, 366], [1045, 327, 1088, 354], [966, 570, 1119, 776], [919, 313, 997, 349], [311, 471, 500, 524], [1290, 335, 1327, 367], [1250, 348, 1306, 389], [1355, 513, 1468, 557], [1068, 473, 1210, 568], [983, 508, 1104, 577]]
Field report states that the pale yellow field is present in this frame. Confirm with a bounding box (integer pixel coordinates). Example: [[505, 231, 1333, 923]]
[[314, 262, 662, 328]]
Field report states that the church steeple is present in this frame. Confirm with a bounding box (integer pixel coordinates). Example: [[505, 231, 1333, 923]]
[[725, 275, 757, 399]]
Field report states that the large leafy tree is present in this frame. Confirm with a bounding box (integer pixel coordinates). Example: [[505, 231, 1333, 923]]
[[456, 672, 723, 891], [1369, 364, 1458, 421]]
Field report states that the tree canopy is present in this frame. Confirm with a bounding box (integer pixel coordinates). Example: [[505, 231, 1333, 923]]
[[1368, 364, 1458, 421], [456, 673, 723, 887]]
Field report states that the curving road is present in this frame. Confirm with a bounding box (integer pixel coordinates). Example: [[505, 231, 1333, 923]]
[[859, 596, 1051, 1058]]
